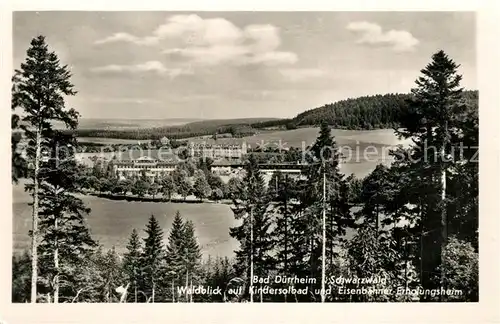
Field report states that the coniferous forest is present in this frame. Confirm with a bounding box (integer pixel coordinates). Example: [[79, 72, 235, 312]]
[[11, 36, 478, 303]]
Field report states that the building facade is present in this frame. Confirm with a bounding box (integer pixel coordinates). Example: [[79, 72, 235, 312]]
[[189, 143, 248, 160], [113, 156, 177, 181]]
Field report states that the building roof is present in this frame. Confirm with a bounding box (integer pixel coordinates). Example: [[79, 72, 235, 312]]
[[189, 143, 245, 149], [113, 149, 179, 162]]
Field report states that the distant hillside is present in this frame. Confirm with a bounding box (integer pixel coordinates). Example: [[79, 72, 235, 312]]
[[292, 93, 411, 129], [72, 117, 278, 140], [252, 90, 478, 130], [291, 90, 478, 129], [69, 91, 478, 140]]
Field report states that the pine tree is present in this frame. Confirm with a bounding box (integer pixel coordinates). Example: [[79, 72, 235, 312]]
[[92, 247, 126, 303], [12, 35, 79, 303], [180, 220, 202, 301], [123, 229, 142, 302], [229, 154, 274, 302], [293, 121, 354, 301], [142, 215, 166, 302], [358, 164, 392, 233], [165, 211, 185, 299], [34, 130, 97, 303], [268, 171, 297, 301], [396, 50, 469, 295], [345, 224, 400, 302], [202, 256, 235, 302]]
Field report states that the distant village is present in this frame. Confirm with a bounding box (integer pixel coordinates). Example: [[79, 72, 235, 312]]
[[72, 136, 308, 185]]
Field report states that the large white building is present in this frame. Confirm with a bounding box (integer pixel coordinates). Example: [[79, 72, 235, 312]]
[[113, 156, 177, 181], [112, 149, 179, 181]]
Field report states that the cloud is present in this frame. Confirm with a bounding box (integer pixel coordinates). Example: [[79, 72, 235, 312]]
[[90, 60, 192, 78], [279, 68, 327, 81], [244, 24, 281, 52], [94, 32, 158, 46], [153, 15, 244, 46], [96, 14, 298, 67], [346, 21, 419, 52]]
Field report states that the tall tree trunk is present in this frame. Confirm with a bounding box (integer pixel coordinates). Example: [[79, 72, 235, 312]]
[[172, 279, 175, 302], [190, 277, 193, 303], [152, 280, 155, 303], [249, 207, 254, 303], [419, 199, 424, 286], [440, 120, 449, 302], [31, 127, 41, 303], [134, 282, 137, 303], [185, 270, 189, 302], [440, 145, 447, 301], [321, 168, 326, 303], [329, 204, 334, 268], [283, 174, 288, 302], [54, 217, 59, 303]]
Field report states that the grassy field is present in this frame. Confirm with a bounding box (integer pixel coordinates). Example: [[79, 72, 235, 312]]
[[189, 127, 409, 147], [12, 181, 239, 258]]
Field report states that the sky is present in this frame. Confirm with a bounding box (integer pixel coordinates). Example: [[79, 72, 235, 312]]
[[12, 11, 476, 120]]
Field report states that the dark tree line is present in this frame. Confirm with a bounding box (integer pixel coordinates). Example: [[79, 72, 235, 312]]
[[69, 122, 259, 141]]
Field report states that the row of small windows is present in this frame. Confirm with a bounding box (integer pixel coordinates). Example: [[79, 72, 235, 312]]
[[116, 165, 175, 171]]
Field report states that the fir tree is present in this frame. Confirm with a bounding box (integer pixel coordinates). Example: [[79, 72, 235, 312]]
[[92, 247, 125, 303], [34, 131, 97, 303], [396, 50, 469, 295], [12, 35, 79, 302], [292, 121, 354, 301], [180, 220, 202, 301], [165, 211, 185, 299], [358, 164, 392, 233], [268, 172, 297, 296], [123, 229, 142, 302], [229, 154, 274, 302], [142, 215, 166, 302]]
